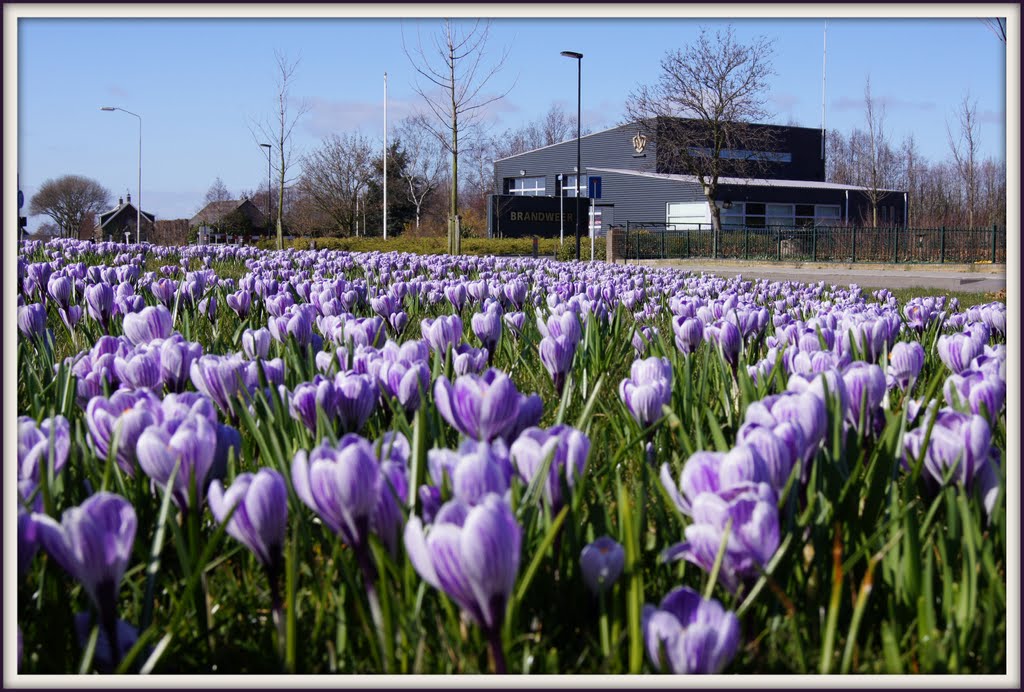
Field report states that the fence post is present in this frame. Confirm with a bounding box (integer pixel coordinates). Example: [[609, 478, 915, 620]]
[[661, 225, 666, 259], [636, 227, 640, 263], [776, 228, 781, 261], [686, 228, 690, 258], [851, 225, 857, 263], [940, 226, 945, 264], [812, 226, 817, 262], [744, 226, 749, 260], [992, 224, 998, 264], [893, 226, 898, 264]]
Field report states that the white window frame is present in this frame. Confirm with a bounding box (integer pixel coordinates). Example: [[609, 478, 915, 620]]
[[561, 174, 589, 198], [508, 176, 546, 196]]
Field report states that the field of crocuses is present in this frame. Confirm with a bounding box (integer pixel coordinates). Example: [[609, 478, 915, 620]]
[[15, 237, 1008, 676]]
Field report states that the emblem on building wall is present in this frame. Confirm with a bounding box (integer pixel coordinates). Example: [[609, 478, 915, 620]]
[[632, 131, 648, 154]]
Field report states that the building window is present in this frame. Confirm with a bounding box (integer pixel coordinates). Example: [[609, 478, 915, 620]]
[[814, 205, 841, 226], [766, 203, 795, 227], [721, 203, 745, 229], [561, 174, 589, 197], [507, 176, 546, 196], [667, 202, 709, 229]]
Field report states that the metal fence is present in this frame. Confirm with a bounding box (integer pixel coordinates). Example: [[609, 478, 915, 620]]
[[613, 222, 1006, 265]]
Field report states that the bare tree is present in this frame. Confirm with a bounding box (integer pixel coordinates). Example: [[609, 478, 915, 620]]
[[204, 177, 232, 205], [492, 103, 581, 160], [250, 51, 310, 249], [900, 134, 922, 228], [625, 25, 776, 254], [947, 93, 980, 227], [29, 175, 111, 238], [858, 77, 897, 227], [396, 116, 446, 231], [299, 133, 375, 236], [980, 18, 1007, 43], [403, 19, 513, 254]]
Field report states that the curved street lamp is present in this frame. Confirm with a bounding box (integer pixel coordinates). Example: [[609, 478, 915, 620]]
[[560, 51, 583, 261], [100, 106, 142, 243]]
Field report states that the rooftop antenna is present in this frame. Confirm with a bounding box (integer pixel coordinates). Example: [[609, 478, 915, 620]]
[[820, 19, 828, 162]]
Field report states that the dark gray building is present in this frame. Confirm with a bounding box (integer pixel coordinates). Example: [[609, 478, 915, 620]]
[[489, 121, 906, 238]]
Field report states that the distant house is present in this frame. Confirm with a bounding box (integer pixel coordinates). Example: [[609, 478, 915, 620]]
[[189, 199, 268, 244], [95, 193, 156, 242]]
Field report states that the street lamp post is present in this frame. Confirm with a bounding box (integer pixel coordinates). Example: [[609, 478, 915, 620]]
[[557, 173, 564, 246], [560, 51, 583, 261], [260, 143, 272, 236], [100, 106, 142, 243]]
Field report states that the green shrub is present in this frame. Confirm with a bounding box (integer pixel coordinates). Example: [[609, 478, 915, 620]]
[[253, 235, 607, 262]]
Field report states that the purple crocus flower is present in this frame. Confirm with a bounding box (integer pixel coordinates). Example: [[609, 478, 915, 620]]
[[198, 295, 217, 323], [903, 409, 993, 489], [208, 468, 288, 582], [122, 305, 173, 346], [18, 415, 71, 509], [242, 327, 272, 360], [403, 493, 521, 657], [944, 369, 1005, 419], [47, 274, 74, 310], [662, 484, 780, 593], [85, 283, 115, 330], [503, 280, 528, 309], [471, 305, 503, 356], [19, 508, 39, 578], [579, 536, 625, 595], [705, 320, 742, 367], [428, 440, 511, 505], [937, 331, 984, 375], [290, 378, 341, 433], [659, 447, 771, 518], [445, 283, 468, 313], [539, 335, 575, 394], [887, 341, 925, 391], [149, 278, 178, 308], [842, 361, 886, 432], [226, 290, 251, 318], [291, 434, 381, 551], [190, 354, 250, 416], [378, 359, 431, 413], [135, 414, 219, 510], [86, 389, 161, 477], [619, 357, 673, 428], [434, 369, 524, 442], [509, 425, 590, 510], [642, 586, 740, 674], [453, 344, 490, 376], [32, 492, 136, 659], [735, 424, 798, 494], [157, 334, 204, 392], [113, 346, 163, 390], [503, 312, 526, 338], [538, 310, 582, 345], [334, 372, 378, 433], [421, 315, 463, 355], [17, 303, 48, 341]]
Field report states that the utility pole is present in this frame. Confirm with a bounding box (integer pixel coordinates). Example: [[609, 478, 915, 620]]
[[384, 71, 388, 240]]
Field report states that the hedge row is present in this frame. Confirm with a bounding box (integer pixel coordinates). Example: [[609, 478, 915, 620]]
[[257, 236, 606, 262]]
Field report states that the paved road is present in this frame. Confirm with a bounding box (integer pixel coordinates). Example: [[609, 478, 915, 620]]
[[639, 261, 1007, 293]]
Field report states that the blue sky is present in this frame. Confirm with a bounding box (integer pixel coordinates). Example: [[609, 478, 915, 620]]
[[14, 10, 1010, 226]]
